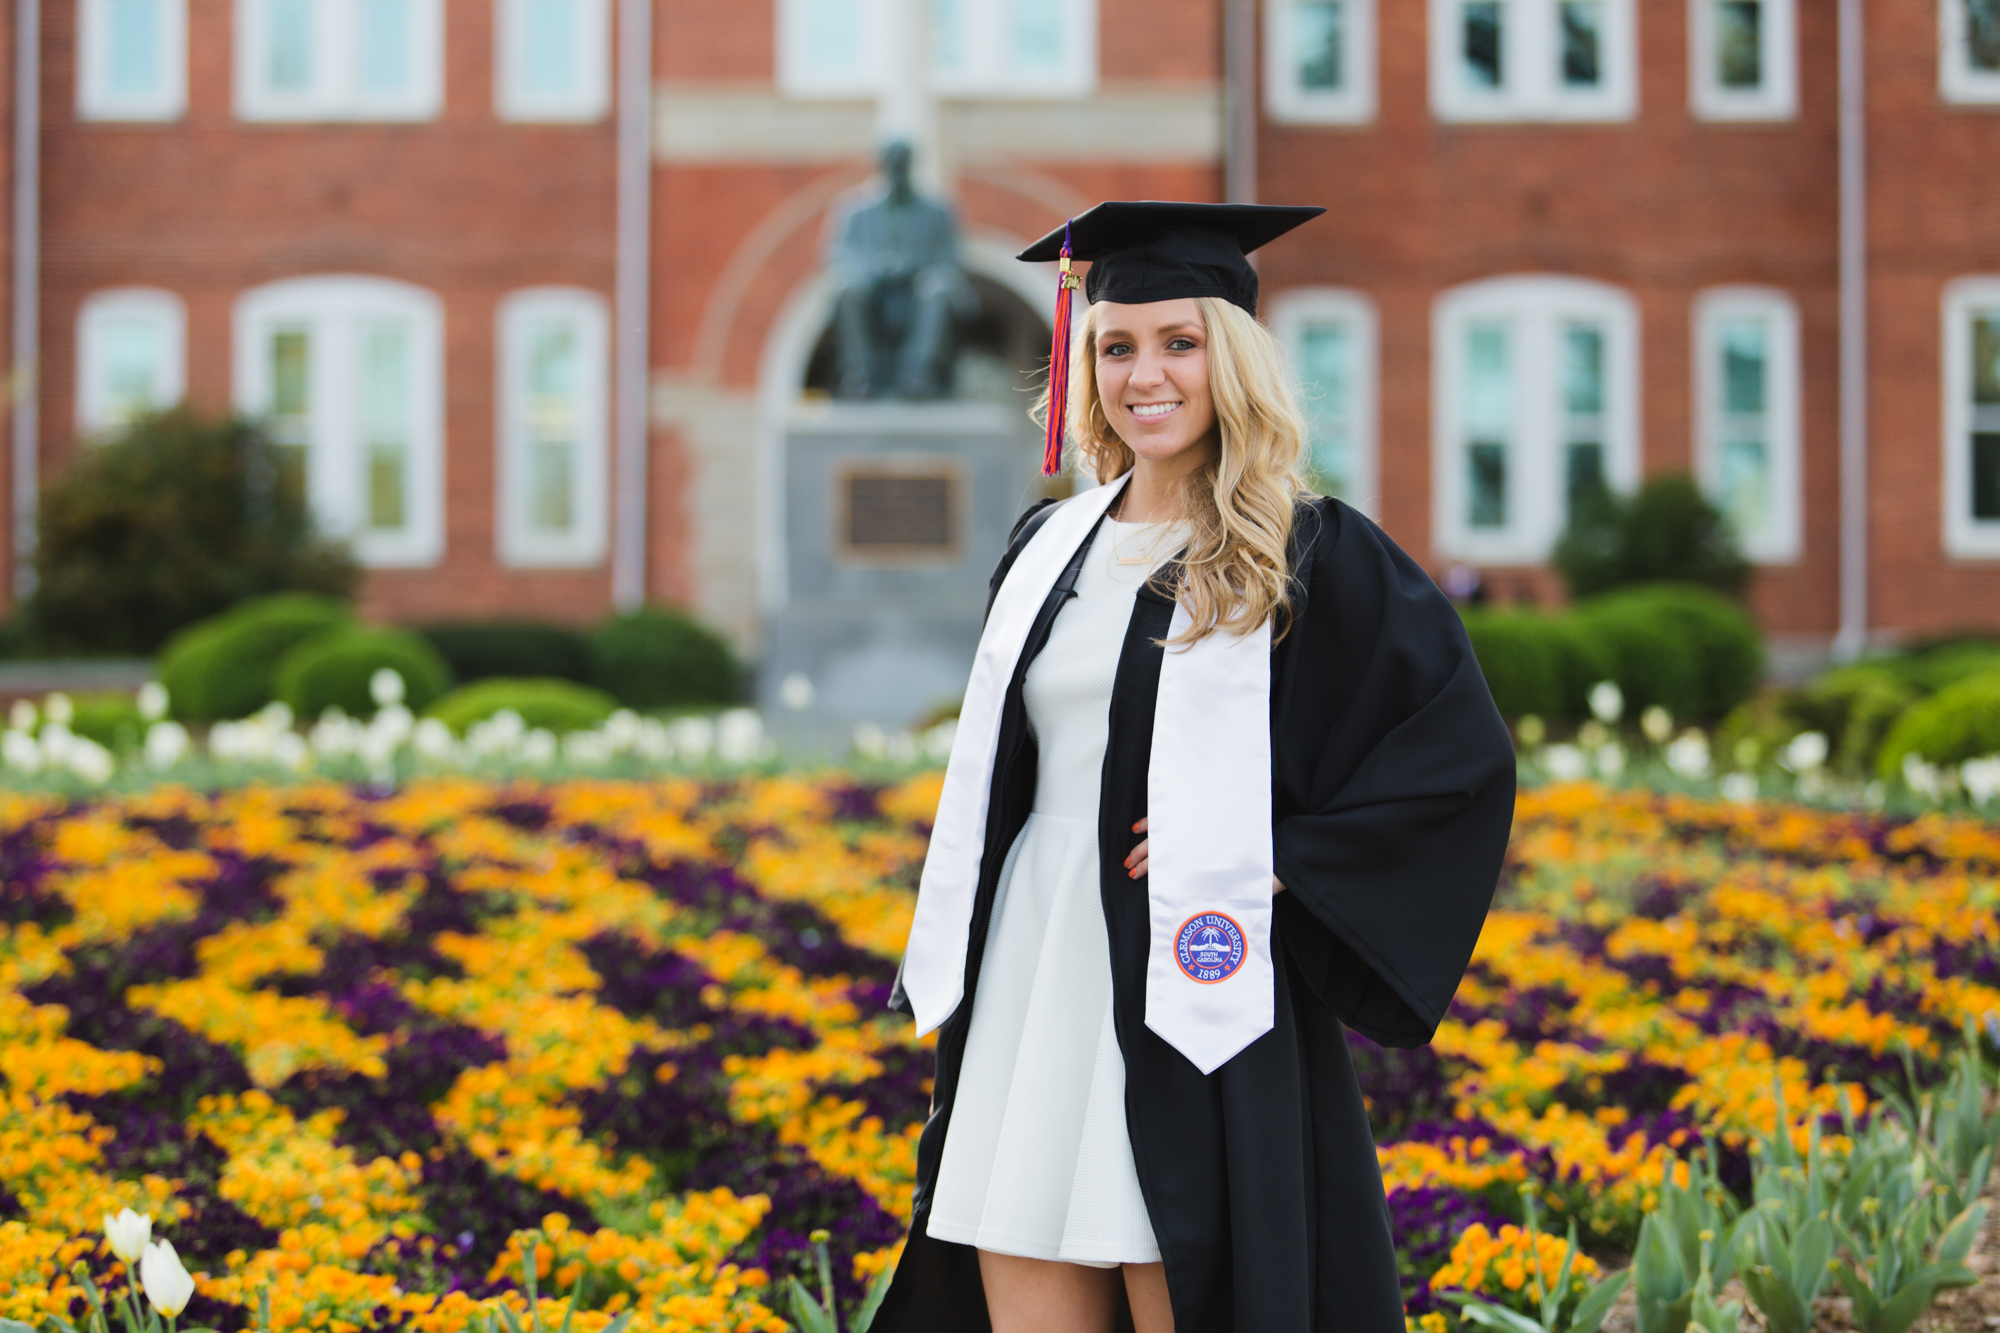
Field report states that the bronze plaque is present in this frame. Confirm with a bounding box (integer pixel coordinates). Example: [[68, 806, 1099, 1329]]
[[841, 469, 959, 556]]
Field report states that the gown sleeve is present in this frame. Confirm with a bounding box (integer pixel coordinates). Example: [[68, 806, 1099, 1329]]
[[1269, 500, 1516, 1049]]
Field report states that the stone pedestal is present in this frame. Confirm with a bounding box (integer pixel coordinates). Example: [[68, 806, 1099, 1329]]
[[761, 401, 1045, 748]]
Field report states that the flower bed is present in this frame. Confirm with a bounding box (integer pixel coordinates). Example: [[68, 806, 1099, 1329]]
[[0, 776, 1996, 1332]]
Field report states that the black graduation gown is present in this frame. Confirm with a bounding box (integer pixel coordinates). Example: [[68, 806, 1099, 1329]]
[[874, 494, 1517, 1333]]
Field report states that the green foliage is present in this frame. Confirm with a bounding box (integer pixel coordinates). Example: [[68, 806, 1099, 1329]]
[[420, 622, 592, 685], [1553, 474, 1750, 601], [1876, 670, 2000, 776], [1882, 639, 2000, 695], [1877, 1025, 2000, 1221], [157, 594, 354, 723], [1446, 1193, 1630, 1333], [66, 692, 144, 752], [1580, 584, 1764, 719], [28, 409, 357, 655], [779, 1230, 891, 1333], [426, 678, 618, 735], [587, 608, 740, 710], [274, 627, 452, 719], [1569, 599, 1700, 718], [1830, 1194, 1985, 1333], [1633, 1148, 1741, 1333], [1461, 612, 1565, 719]]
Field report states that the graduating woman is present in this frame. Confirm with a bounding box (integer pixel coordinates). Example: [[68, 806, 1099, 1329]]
[[874, 202, 1517, 1333]]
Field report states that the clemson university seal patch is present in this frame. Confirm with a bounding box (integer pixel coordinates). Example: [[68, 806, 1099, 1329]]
[[1174, 911, 1247, 984]]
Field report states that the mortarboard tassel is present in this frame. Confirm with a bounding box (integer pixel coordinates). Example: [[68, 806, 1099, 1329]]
[[1042, 221, 1080, 477]]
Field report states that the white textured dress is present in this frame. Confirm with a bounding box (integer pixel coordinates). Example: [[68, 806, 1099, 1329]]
[[925, 514, 1181, 1268]]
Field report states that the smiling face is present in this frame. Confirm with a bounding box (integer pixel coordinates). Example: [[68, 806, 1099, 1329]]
[[1092, 298, 1218, 471]]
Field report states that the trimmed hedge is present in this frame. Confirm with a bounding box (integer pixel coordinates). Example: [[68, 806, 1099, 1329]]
[[426, 678, 618, 735], [275, 627, 453, 719], [1877, 670, 2000, 777], [588, 608, 740, 710], [420, 623, 592, 685], [1582, 583, 1765, 718], [1460, 612, 1564, 719], [157, 593, 353, 723]]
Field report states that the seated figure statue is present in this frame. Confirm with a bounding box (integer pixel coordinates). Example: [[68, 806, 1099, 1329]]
[[825, 141, 976, 400]]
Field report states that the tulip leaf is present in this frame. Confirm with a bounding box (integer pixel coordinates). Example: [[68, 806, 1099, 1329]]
[[0, 1320, 38, 1333], [1738, 1265, 1807, 1333], [1442, 1296, 1550, 1333], [1569, 1268, 1631, 1333], [850, 1263, 896, 1333]]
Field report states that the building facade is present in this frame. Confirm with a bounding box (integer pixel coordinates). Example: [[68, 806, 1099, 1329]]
[[5, 0, 1998, 670]]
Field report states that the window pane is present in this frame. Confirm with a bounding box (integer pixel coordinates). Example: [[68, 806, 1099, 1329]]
[[1721, 438, 1771, 537], [1464, 324, 1510, 528], [1968, 0, 2000, 72], [1462, 2, 1502, 89], [359, 0, 413, 93], [267, 0, 313, 91], [1563, 326, 1604, 414], [106, 0, 163, 96], [362, 324, 411, 531], [525, 321, 580, 534], [1716, 0, 1763, 88], [1298, 323, 1351, 497], [799, 0, 866, 79], [270, 328, 311, 447], [1722, 320, 1768, 413], [1976, 433, 2000, 520], [98, 318, 167, 426], [929, 0, 967, 71], [1565, 441, 1605, 518], [1011, 0, 1063, 72], [1974, 315, 2000, 405], [1560, 0, 1601, 88], [1295, 0, 1346, 92], [521, 0, 581, 97]]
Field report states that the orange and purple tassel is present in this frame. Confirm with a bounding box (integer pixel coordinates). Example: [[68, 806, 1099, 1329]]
[[1043, 221, 1080, 477]]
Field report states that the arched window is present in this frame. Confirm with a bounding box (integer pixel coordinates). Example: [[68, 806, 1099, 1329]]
[[496, 287, 609, 567], [1266, 288, 1379, 515], [233, 276, 444, 567], [1944, 278, 2000, 558], [1693, 287, 1801, 563], [76, 288, 185, 436], [1432, 275, 1641, 563]]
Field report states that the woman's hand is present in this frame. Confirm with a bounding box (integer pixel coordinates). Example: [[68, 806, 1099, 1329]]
[[1125, 818, 1287, 895]]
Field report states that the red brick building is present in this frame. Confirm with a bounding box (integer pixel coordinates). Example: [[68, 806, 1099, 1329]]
[[5, 0, 1998, 665]]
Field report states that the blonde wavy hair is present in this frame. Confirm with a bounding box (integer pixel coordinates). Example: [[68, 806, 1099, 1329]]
[[1038, 296, 1308, 645]]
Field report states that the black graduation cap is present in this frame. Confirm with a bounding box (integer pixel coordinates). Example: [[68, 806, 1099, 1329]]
[[1021, 201, 1325, 476], [1018, 201, 1326, 316]]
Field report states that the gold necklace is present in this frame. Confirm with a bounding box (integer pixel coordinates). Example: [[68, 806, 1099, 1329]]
[[1109, 519, 1163, 566]]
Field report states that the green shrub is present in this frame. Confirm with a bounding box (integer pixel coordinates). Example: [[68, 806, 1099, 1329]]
[[1553, 473, 1750, 600], [420, 623, 592, 685], [1877, 670, 2000, 777], [1461, 611, 1564, 718], [1571, 597, 1703, 718], [28, 409, 357, 654], [66, 692, 144, 751], [1587, 583, 1765, 718], [426, 678, 619, 735], [157, 593, 353, 723], [1887, 640, 2000, 696], [1791, 664, 1919, 776], [1546, 615, 1619, 718], [274, 627, 452, 719], [588, 608, 740, 710]]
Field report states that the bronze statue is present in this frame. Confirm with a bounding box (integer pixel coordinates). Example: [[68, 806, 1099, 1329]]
[[825, 141, 976, 400]]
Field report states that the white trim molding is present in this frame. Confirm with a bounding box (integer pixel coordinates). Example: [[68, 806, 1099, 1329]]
[[234, 0, 444, 121], [1690, 0, 1796, 121], [777, 0, 1096, 101], [1428, 0, 1637, 123], [496, 0, 609, 122], [233, 275, 446, 567], [1431, 274, 1641, 564], [1693, 286, 1802, 563], [1266, 287, 1379, 516], [1943, 277, 2000, 558], [1264, 0, 1375, 124], [75, 287, 185, 436], [77, 0, 187, 120], [1942, 0, 2000, 104], [497, 287, 610, 567]]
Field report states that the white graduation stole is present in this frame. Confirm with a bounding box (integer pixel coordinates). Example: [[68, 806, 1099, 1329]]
[[901, 473, 1275, 1076]]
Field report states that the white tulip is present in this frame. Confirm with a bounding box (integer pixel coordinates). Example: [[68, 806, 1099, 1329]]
[[717, 709, 766, 765], [370, 668, 407, 707], [145, 721, 190, 770], [1514, 715, 1547, 748], [1665, 733, 1712, 779], [1903, 753, 1943, 803], [137, 682, 170, 723], [68, 737, 115, 786], [1782, 731, 1829, 774], [1640, 706, 1673, 745], [1542, 744, 1589, 782], [1721, 772, 1759, 803], [1595, 743, 1627, 778], [1961, 756, 2000, 808], [139, 1239, 194, 1318], [8, 700, 35, 732], [778, 672, 816, 712], [43, 693, 73, 727], [1587, 681, 1624, 724], [102, 1209, 151, 1265]]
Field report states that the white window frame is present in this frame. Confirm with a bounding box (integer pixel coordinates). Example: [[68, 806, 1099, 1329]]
[[776, 0, 890, 97], [75, 288, 186, 436], [77, 0, 188, 120], [1432, 275, 1642, 564], [777, 0, 1096, 99], [1428, 0, 1637, 122], [1689, 0, 1796, 120], [232, 275, 445, 567], [234, 0, 444, 121], [496, 287, 609, 567], [1943, 277, 2000, 558], [495, 0, 610, 121], [1693, 287, 1801, 564], [1265, 0, 1375, 124], [1267, 287, 1379, 517], [1942, 0, 2000, 104]]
